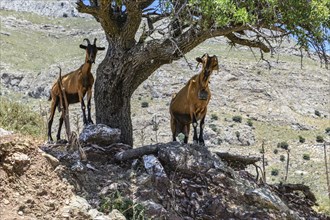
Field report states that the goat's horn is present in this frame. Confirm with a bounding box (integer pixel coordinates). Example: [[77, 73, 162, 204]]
[[83, 38, 91, 45], [93, 38, 97, 45]]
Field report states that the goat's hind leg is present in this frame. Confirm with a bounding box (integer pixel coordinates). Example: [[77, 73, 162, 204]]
[[47, 97, 58, 143], [198, 115, 206, 146], [192, 114, 199, 144], [79, 92, 88, 125], [86, 89, 94, 124]]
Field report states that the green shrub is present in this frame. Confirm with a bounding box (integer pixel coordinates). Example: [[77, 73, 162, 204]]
[[211, 113, 218, 121], [271, 168, 279, 176], [0, 98, 44, 136], [273, 149, 278, 154], [314, 110, 321, 117], [325, 127, 330, 134], [141, 101, 149, 108], [277, 141, 289, 150], [235, 131, 240, 139], [280, 155, 285, 162], [316, 135, 324, 143], [209, 124, 218, 132], [99, 191, 145, 219], [232, 115, 242, 123], [298, 135, 305, 143], [247, 119, 253, 127], [303, 154, 310, 160]]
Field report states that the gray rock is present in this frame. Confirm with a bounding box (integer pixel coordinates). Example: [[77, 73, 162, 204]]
[[143, 154, 167, 178], [245, 188, 289, 211], [0, 0, 92, 18], [79, 124, 121, 146]]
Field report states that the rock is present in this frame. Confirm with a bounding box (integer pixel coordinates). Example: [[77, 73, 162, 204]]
[[7, 152, 31, 174], [0, 128, 13, 137], [79, 124, 121, 146], [141, 200, 167, 219], [41, 152, 60, 168], [60, 195, 113, 220], [0, 0, 92, 18], [245, 188, 289, 211], [143, 155, 167, 178], [108, 209, 126, 220]]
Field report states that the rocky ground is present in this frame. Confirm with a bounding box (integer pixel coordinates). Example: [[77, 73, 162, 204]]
[[1, 126, 329, 220]]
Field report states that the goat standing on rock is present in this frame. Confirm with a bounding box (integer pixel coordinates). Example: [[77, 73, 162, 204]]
[[47, 38, 105, 143], [170, 53, 219, 145]]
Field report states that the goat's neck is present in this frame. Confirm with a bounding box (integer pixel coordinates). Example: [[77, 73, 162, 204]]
[[81, 62, 92, 75], [198, 70, 209, 89]]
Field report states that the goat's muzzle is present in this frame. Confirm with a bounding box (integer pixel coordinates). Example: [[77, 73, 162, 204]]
[[198, 89, 209, 100]]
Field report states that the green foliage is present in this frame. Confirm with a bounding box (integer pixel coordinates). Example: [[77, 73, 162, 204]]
[[325, 127, 330, 134], [247, 119, 253, 127], [316, 135, 324, 143], [315, 110, 321, 117], [298, 135, 305, 143], [271, 168, 279, 176], [186, 0, 329, 52], [99, 191, 145, 220], [280, 155, 285, 162], [0, 98, 44, 136], [277, 141, 289, 150], [232, 115, 242, 123], [303, 154, 310, 160], [209, 124, 218, 132], [235, 131, 240, 139], [273, 149, 278, 154], [211, 113, 218, 121], [141, 101, 149, 108]]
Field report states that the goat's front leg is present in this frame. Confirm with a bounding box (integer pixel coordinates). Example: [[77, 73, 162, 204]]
[[198, 115, 206, 145], [79, 92, 88, 125], [86, 89, 94, 124], [192, 114, 198, 143]]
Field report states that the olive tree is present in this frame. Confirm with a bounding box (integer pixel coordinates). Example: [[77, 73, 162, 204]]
[[76, 0, 329, 145]]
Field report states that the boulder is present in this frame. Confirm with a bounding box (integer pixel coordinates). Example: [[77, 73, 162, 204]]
[[79, 124, 121, 146]]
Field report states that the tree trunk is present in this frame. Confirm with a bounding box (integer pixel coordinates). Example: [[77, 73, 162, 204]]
[[94, 50, 134, 146]]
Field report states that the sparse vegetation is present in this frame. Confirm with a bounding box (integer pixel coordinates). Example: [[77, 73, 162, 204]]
[[315, 110, 321, 117], [273, 149, 278, 154], [299, 135, 306, 143], [141, 101, 149, 108], [232, 115, 242, 123], [271, 168, 279, 176], [303, 154, 310, 160], [325, 127, 330, 134], [280, 155, 285, 162], [247, 119, 253, 127], [209, 124, 218, 132], [211, 113, 218, 121], [99, 191, 145, 220], [0, 98, 44, 137], [277, 142, 289, 150], [316, 135, 324, 143]]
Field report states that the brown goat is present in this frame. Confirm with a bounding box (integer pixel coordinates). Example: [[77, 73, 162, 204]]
[[169, 53, 219, 144], [47, 38, 105, 142]]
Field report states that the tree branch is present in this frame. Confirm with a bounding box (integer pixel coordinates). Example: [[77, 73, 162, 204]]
[[225, 32, 270, 53], [76, 0, 99, 17]]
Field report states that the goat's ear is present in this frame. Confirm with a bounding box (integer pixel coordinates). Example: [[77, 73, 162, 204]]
[[80, 44, 87, 49], [196, 57, 203, 63], [97, 47, 106, 51]]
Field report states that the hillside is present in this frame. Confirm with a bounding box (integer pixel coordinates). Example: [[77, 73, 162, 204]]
[[0, 1, 330, 218]]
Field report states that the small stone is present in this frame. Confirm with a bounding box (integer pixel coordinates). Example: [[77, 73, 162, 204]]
[[18, 211, 23, 216], [3, 198, 10, 205]]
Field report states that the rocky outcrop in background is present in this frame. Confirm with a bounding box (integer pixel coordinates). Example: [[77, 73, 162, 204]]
[[0, 0, 91, 18]]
